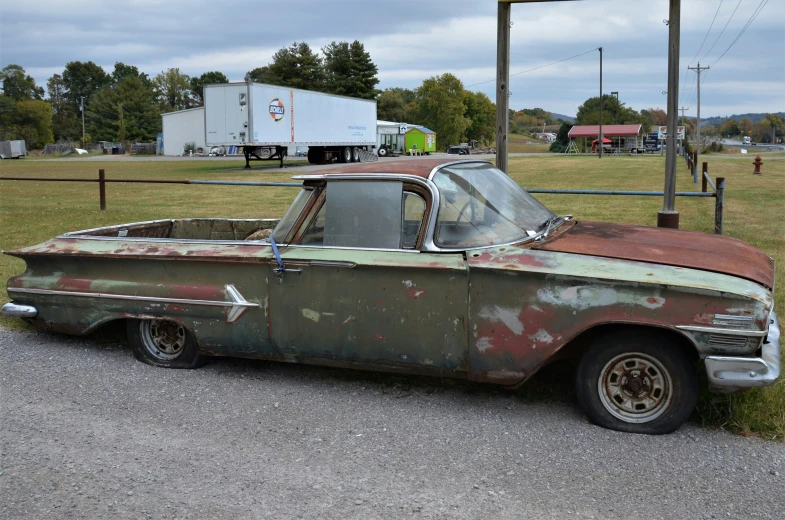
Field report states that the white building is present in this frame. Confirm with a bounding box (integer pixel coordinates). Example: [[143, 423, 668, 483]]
[[376, 120, 408, 155], [161, 107, 206, 155]]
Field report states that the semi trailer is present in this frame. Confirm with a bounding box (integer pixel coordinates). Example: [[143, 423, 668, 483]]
[[204, 82, 377, 168]]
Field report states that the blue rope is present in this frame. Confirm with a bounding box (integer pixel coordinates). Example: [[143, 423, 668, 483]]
[[269, 234, 284, 271]]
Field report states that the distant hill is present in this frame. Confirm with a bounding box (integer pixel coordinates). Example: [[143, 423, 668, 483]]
[[552, 113, 575, 123], [699, 112, 784, 126]]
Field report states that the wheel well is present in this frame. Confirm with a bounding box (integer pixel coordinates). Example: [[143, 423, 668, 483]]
[[548, 323, 700, 366]]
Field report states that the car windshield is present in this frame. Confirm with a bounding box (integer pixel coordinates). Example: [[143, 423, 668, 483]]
[[432, 163, 554, 248]]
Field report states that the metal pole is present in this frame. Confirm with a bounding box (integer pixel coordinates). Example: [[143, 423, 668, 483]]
[[598, 47, 603, 159], [658, 0, 681, 229], [98, 169, 106, 210], [495, 1, 511, 173], [80, 96, 85, 144], [714, 176, 725, 235]]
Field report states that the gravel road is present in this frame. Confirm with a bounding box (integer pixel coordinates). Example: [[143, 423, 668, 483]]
[[2, 327, 784, 519]]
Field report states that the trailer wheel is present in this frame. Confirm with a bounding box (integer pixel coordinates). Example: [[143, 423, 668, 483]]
[[307, 147, 320, 164], [352, 147, 361, 162], [340, 146, 352, 163], [378, 147, 388, 157]]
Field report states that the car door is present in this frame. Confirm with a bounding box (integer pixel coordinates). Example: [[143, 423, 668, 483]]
[[266, 180, 469, 376]]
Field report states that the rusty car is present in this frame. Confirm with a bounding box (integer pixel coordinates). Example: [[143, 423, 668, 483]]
[[2, 158, 779, 434]]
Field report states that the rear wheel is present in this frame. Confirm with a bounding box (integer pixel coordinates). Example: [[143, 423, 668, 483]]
[[352, 147, 361, 162], [377, 147, 388, 157], [575, 330, 697, 434], [340, 146, 352, 163], [127, 319, 204, 369]]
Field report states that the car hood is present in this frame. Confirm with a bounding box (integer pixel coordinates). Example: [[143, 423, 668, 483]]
[[533, 221, 775, 289]]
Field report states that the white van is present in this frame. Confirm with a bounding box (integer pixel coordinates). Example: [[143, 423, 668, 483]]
[[742, 136, 751, 145]]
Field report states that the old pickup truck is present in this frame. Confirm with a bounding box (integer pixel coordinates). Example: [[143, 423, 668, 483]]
[[3, 158, 779, 434]]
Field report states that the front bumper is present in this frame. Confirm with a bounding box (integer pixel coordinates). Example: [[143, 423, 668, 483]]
[[705, 312, 781, 392], [1, 302, 38, 318]]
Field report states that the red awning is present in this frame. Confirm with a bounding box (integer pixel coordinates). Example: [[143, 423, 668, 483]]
[[569, 124, 642, 138], [591, 137, 612, 144]]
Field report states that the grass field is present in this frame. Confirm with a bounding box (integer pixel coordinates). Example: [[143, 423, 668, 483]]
[[508, 133, 551, 153], [1, 154, 783, 438]]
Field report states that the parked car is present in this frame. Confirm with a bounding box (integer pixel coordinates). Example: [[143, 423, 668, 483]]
[[3, 158, 779, 434]]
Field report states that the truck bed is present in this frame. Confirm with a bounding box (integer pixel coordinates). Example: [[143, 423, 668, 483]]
[[65, 218, 280, 241]]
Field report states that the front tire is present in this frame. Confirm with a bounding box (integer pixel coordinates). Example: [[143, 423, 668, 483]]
[[575, 330, 697, 434], [127, 319, 204, 369], [378, 147, 388, 157]]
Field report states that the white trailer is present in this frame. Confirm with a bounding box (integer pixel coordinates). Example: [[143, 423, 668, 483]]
[[0, 140, 27, 159], [204, 82, 377, 167]]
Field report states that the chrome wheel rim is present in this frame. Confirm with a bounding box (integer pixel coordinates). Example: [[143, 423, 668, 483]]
[[598, 352, 672, 423], [140, 320, 186, 361]]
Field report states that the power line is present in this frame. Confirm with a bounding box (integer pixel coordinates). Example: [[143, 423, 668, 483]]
[[699, 0, 742, 62], [689, 0, 724, 65], [465, 47, 600, 88], [710, 0, 768, 67]]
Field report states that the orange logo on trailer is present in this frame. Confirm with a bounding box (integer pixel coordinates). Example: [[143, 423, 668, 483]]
[[269, 98, 285, 122]]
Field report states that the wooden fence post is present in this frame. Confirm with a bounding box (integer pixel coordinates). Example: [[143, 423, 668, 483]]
[[701, 162, 708, 192], [714, 176, 725, 235], [99, 169, 106, 210]]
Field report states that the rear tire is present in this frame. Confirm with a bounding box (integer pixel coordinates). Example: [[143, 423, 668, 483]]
[[127, 319, 204, 369], [340, 146, 352, 163], [575, 330, 697, 434], [378, 147, 388, 157], [352, 147, 361, 162]]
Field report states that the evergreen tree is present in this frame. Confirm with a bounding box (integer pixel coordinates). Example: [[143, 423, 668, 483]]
[[322, 40, 379, 99], [247, 42, 325, 91], [189, 71, 229, 105], [0, 64, 44, 101], [89, 75, 161, 141]]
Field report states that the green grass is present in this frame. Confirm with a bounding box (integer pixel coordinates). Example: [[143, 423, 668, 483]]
[[1, 154, 783, 438], [508, 133, 551, 153]]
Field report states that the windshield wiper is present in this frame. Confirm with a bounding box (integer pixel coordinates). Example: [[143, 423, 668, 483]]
[[536, 214, 572, 240]]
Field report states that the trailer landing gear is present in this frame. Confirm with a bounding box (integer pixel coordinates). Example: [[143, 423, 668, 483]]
[[243, 146, 287, 169]]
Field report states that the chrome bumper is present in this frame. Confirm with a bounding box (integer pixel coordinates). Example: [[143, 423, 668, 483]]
[[705, 312, 781, 392], [1, 302, 38, 318]]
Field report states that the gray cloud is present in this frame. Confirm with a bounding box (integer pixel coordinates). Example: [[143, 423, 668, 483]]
[[1, 0, 782, 117]]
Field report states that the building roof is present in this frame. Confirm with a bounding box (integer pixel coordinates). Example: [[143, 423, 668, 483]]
[[408, 126, 436, 134], [303, 158, 489, 179], [568, 124, 642, 138]]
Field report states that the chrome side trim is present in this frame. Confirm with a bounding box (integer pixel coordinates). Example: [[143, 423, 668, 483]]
[[1, 302, 37, 318], [676, 325, 767, 337], [7, 284, 258, 323], [309, 260, 356, 268], [704, 312, 780, 391]]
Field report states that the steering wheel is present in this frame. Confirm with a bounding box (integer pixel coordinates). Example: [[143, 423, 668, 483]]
[[455, 200, 475, 225]]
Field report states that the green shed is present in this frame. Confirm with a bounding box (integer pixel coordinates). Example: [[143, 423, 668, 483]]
[[405, 126, 436, 154]]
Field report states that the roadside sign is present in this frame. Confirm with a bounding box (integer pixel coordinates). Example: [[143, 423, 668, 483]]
[[658, 126, 685, 140]]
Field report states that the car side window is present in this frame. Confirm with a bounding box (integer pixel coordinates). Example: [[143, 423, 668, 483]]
[[300, 202, 326, 246], [401, 192, 426, 249]]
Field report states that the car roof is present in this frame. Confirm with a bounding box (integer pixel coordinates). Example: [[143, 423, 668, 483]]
[[300, 158, 492, 179]]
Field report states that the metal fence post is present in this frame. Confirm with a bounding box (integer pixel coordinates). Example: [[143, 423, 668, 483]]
[[701, 162, 708, 192], [99, 169, 106, 210], [714, 176, 725, 235]]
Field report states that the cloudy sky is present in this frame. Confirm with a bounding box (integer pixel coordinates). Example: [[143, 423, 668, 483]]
[[1, 0, 782, 118]]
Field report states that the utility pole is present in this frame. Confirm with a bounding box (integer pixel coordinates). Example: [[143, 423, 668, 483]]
[[495, 0, 511, 173], [688, 62, 709, 175], [598, 46, 603, 159], [80, 96, 85, 144], [679, 106, 689, 153], [659, 0, 681, 229]]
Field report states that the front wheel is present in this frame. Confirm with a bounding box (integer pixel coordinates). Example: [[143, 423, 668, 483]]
[[575, 330, 697, 434], [127, 319, 204, 369]]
